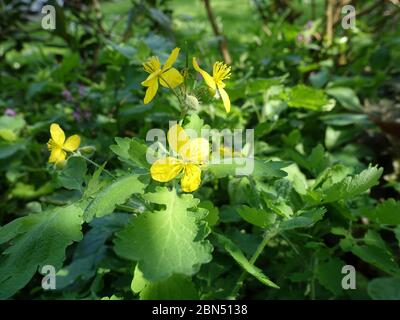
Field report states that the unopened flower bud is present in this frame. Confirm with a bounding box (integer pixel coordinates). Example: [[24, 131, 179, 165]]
[[55, 160, 67, 170], [185, 94, 200, 110], [79, 146, 96, 155]]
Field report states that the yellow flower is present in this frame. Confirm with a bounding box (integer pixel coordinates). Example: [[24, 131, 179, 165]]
[[150, 124, 209, 192], [47, 123, 80, 164], [141, 48, 184, 104], [192, 58, 231, 113]]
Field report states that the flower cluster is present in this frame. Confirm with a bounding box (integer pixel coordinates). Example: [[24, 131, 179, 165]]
[[141, 47, 231, 113], [141, 47, 232, 192], [47, 47, 232, 194]]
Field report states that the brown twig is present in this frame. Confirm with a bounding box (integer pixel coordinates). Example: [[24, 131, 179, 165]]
[[203, 0, 232, 64], [325, 0, 335, 46]]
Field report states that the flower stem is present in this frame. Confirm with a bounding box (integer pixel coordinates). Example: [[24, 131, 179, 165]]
[[159, 75, 185, 116], [73, 152, 116, 179], [229, 228, 277, 299]]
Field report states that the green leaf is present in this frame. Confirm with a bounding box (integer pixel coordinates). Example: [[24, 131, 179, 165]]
[[395, 226, 400, 247], [237, 205, 276, 228], [84, 174, 147, 222], [105, 39, 136, 59], [11, 182, 54, 200], [214, 233, 279, 289], [368, 277, 400, 300], [0, 204, 83, 299], [110, 137, 131, 161], [279, 207, 326, 230], [326, 87, 362, 111], [316, 258, 346, 296], [198, 201, 219, 227], [132, 267, 198, 300], [83, 163, 108, 199], [286, 144, 329, 176], [110, 137, 149, 168], [57, 157, 87, 192], [351, 245, 399, 276], [321, 113, 370, 126], [52, 53, 80, 81], [287, 85, 334, 111], [114, 187, 212, 281], [206, 160, 288, 179], [0, 115, 26, 140], [366, 199, 400, 225], [0, 141, 26, 159], [184, 113, 205, 137], [322, 166, 383, 203], [128, 138, 150, 168], [57, 213, 129, 290], [0, 129, 17, 142], [363, 230, 389, 250]]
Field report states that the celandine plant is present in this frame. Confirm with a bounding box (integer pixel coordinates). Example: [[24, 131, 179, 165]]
[[0, 45, 398, 301]]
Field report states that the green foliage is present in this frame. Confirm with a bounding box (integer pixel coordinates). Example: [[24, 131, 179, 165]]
[[58, 157, 87, 192], [1, 0, 399, 301], [312, 166, 383, 204], [0, 205, 83, 299], [131, 267, 199, 300], [84, 174, 148, 222], [368, 278, 400, 300], [214, 234, 279, 289], [366, 199, 400, 225], [237, 205, 276, 228], [287, 85, 334, 111], [114, 187, 213, 281]]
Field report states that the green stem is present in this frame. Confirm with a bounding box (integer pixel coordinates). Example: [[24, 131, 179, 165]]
[[159, 75, 185, 115], [310, 257, 318, 300], [73, 152, 116, 179], [229, 229, 277, 299]]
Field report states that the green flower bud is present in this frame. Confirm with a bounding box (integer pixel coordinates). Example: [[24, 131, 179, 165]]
[[79, 146, 96, 155], [185, 94, 200, 110], [55, 160, 67, 170]]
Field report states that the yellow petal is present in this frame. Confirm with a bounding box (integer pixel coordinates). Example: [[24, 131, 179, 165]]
[[162, 47, 180, 71], [143, 78, 159, 104], [49, 147, 66, 164], [50, 123, 65, 146], [143, 56, 161, 73], [63, 135, 81, 152], [167, 124, 190, 155], [218, 86, 231, 113], [159, 68, 184, 89], [180, 138, 209, 164], [141, 72, 159, 87], [150, 157, 184, 182], [181, 164, 202, 192], [192, 57, 216, 90]]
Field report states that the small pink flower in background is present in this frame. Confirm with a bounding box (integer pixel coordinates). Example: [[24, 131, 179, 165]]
[[296, 34, 304, 43], [4, 108, 16, 117], [78, 84, 87, 97], [306, 21, 313, 29], [62, 89, 73, 102], [73, 107, 91, 122]]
